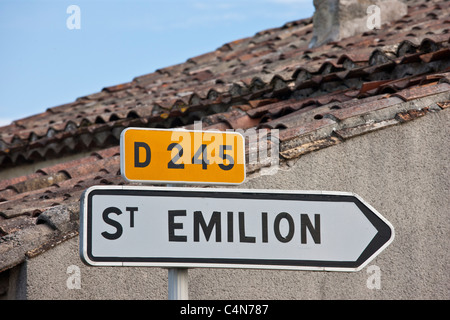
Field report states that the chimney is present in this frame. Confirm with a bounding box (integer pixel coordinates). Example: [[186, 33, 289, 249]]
[[309, 0, 408, 48]]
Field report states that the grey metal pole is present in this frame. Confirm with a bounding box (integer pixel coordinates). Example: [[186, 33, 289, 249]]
[[166, 184, 189, 300], [168, 268, 189, 300]]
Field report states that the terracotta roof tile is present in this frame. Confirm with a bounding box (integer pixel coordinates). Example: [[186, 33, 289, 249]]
[[393, 82, 450, 101], [0, 172, 45, 191], [330, 96, 404, 121], [278, 116, 337, 142]]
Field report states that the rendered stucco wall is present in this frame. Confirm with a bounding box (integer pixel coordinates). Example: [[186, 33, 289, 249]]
[[21, 109, 449, 300]]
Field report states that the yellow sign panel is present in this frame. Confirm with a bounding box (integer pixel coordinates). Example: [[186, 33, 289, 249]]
[[120, 128, 246, 184]]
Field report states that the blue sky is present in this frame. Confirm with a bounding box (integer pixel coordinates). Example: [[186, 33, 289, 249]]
[[0, 0, 314, 126]]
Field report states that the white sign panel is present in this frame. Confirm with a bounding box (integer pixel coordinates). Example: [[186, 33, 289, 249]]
[[80, 186, 394, 271]]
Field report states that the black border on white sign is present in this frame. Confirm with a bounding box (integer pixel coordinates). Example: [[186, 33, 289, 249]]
[[80, 186, 394, 272]]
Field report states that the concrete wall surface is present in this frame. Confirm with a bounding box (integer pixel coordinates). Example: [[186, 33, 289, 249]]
[[21, 109, 449, 300]]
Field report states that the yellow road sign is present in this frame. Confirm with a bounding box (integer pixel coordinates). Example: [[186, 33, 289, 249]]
[[120, 128, 246, 184]]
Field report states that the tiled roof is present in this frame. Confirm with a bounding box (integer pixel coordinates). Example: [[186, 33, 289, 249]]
[[1, 0, 449, 272]]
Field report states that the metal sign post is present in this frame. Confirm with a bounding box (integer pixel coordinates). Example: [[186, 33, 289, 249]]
[[168, 268, 189, 300], [166, 184, 188, 300]]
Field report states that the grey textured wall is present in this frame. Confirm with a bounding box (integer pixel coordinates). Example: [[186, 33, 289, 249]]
[[21, 109, 449, 299]]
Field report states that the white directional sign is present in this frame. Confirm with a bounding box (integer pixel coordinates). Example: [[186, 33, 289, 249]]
[[80, 186, 394, 271]]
